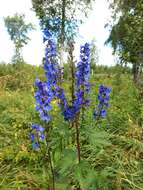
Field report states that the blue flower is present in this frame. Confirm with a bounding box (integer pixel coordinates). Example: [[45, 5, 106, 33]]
[[93, 108, 98, 119], [30, 124, 45, 149], [44, 39, 58, 86], [57, 43, 91, 122], [35, 80, 52, 122], [75, 43, 90, 89], [29, 133, 35, 141], [101, 109, 107, 117], [55, 86, 68, 108], [93, 85, 111, 120], [34, 30, 59, 122], [40, 133, 45, 141], [32, 142, 39, 149], [63, 106, 76, 121], [43, 28, 52, 43]]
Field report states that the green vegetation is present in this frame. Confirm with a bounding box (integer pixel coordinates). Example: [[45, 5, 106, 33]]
[[4, 14, 34, 64], [0, 63, 143, 189], [2, 1, 143, 189], [107, 0, 143, 83], [32, 0, 95, 43]]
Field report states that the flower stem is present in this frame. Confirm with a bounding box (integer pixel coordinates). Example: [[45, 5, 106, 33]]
[[48, 150, 55, 190], [75, 114, 81, 163]]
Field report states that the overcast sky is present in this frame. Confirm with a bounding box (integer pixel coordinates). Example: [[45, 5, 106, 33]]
[[0, 0, 115, 66]]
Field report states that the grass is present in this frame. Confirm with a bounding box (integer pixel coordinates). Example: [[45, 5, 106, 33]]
[[0, 63, 143, 190]]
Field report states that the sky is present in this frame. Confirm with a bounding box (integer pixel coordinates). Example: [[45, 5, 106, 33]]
[[0, 0, 115, 66]]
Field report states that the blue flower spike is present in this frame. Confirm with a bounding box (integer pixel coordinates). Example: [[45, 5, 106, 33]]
[[94, 85, 111, 120], [30, 124, 45, 149]]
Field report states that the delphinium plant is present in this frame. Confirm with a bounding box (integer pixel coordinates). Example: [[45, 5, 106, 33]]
[[93, 85, 111, 121], [29, 29, 111, 190]]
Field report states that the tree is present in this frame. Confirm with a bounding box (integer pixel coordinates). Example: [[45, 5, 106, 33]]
[[90, 38, 99, 75], [32, 0, 95, 82], [32, 0, 94, 44], [106, 0, 143, 82], [4, 13, 34, 64]]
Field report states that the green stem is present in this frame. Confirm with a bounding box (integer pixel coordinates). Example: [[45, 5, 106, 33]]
[[48, 150, 55, 190], [75, 114, 81, 163]]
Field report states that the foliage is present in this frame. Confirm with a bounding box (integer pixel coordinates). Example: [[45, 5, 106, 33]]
[[0, 62, 143, 189], [106, 0, 143, 82], [4, 14, 34, 64], [90, 39, 99, 74], [32, 0, 95, 47]]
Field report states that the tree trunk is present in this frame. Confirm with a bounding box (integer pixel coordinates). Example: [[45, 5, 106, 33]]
[[68, 41, 75, 103], [59, 0, 66, 80], [133, 63, 140, 83]]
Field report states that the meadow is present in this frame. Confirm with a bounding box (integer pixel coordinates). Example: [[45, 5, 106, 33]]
[[0, 62, 143, 190]]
